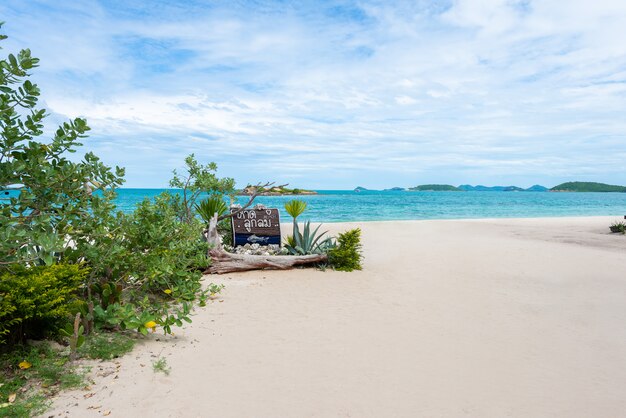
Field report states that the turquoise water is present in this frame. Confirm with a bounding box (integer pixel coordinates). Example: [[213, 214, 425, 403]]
[[113, 189, 626, 222]]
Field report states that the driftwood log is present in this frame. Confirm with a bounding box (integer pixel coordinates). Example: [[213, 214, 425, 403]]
[[207, 249, 327, 274], [203, 188, 326, 274]]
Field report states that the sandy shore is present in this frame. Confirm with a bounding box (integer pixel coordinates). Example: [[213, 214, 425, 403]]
[[43, 216, 626, 417]]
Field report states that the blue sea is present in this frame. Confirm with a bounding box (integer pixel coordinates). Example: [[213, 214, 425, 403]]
[[113, 189, 626, 222]]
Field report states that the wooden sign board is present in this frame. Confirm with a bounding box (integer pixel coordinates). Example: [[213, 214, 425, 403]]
[[231, 208, 281, 246]]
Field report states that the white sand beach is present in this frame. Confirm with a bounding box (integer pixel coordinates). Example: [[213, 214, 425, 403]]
[[43, 216, 626, 417]]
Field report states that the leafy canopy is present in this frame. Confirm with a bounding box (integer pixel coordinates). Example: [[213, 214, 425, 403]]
[[169, 154, 235, 222], [284, 199, 307, 220], [0, 21, 125, 267], [0, 24, 224, 344]]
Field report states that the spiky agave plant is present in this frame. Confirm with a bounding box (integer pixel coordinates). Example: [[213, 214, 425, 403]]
[[284, 221, 334, 255], [195, 196, 229, 224]]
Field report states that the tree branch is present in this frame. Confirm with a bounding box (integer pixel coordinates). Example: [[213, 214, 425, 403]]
[[217, 181, 281, 221]]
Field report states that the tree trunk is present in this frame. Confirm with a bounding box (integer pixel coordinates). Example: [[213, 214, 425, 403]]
[[206, 213, 221, 249], [205, 248, 327, 274]]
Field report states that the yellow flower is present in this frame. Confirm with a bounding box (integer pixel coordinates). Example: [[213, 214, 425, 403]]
[[144, 321, 157, 329], [163, 289, 172, 294], [18, 360, 31, 370]]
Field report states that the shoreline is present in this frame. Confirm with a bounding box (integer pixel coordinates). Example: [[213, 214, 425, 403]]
[[298, 213, 626, 224]]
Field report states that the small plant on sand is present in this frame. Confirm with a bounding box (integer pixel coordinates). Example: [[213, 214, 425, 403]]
[[152, 357, 171, 375], [78, 332, 135, 360], [207, 283, 225, 298], [58, 313, 86, 361], [284, 234, 296, 248], [609, 221, 626, 234], [328, 228, 363, 271]]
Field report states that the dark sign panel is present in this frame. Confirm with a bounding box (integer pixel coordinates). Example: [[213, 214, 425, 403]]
[[231, 208, 281, 246]]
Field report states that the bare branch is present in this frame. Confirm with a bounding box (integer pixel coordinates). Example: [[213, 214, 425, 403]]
[[217, 181, 283, 221]]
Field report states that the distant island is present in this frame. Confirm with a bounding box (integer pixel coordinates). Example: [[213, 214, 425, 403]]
[[409, 184, 547, 192], [526, 185, 549, 192], [384, 187, 406, 191], [239, 185, 317, 196], [356, 182, 626, 193], [410, 184, 460, 191], [458, 185, 546, 192], [550, 182, 626, 192]]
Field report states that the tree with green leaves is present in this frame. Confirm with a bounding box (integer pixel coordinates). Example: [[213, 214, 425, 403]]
[[0, 23, 232, 347], [0, 22, 125, 268], [169, 154, 235, 223]]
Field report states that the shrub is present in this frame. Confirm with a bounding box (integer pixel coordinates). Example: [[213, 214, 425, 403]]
[[328, 229, 363, 271], [0, 264, 87, 344], [2, 25, 229, 344], [0, 32, 125, 268], [82, 192, 212, 335], [610, 221, 626, 234]]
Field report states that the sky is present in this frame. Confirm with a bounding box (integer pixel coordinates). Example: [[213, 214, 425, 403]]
[[1, 0, 626, 189]]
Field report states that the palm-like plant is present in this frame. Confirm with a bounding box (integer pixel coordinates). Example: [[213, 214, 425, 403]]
[[195, 196, 229, 224], [284, 199, 307, 236]]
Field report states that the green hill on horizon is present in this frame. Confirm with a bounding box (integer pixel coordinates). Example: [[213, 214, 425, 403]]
[[550, 182, 626, 192], [409, 184, 461, 191]]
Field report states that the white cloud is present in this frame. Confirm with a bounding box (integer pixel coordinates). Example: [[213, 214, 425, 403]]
[[1, 0, 625, 188]]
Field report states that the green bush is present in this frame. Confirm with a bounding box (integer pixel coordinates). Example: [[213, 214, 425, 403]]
[[0, 264, 87, 344], [2, 24, 229, 344], [610, 221, 626, 234], [328, 228, 363, 272], [80, 192, 211, 335]]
